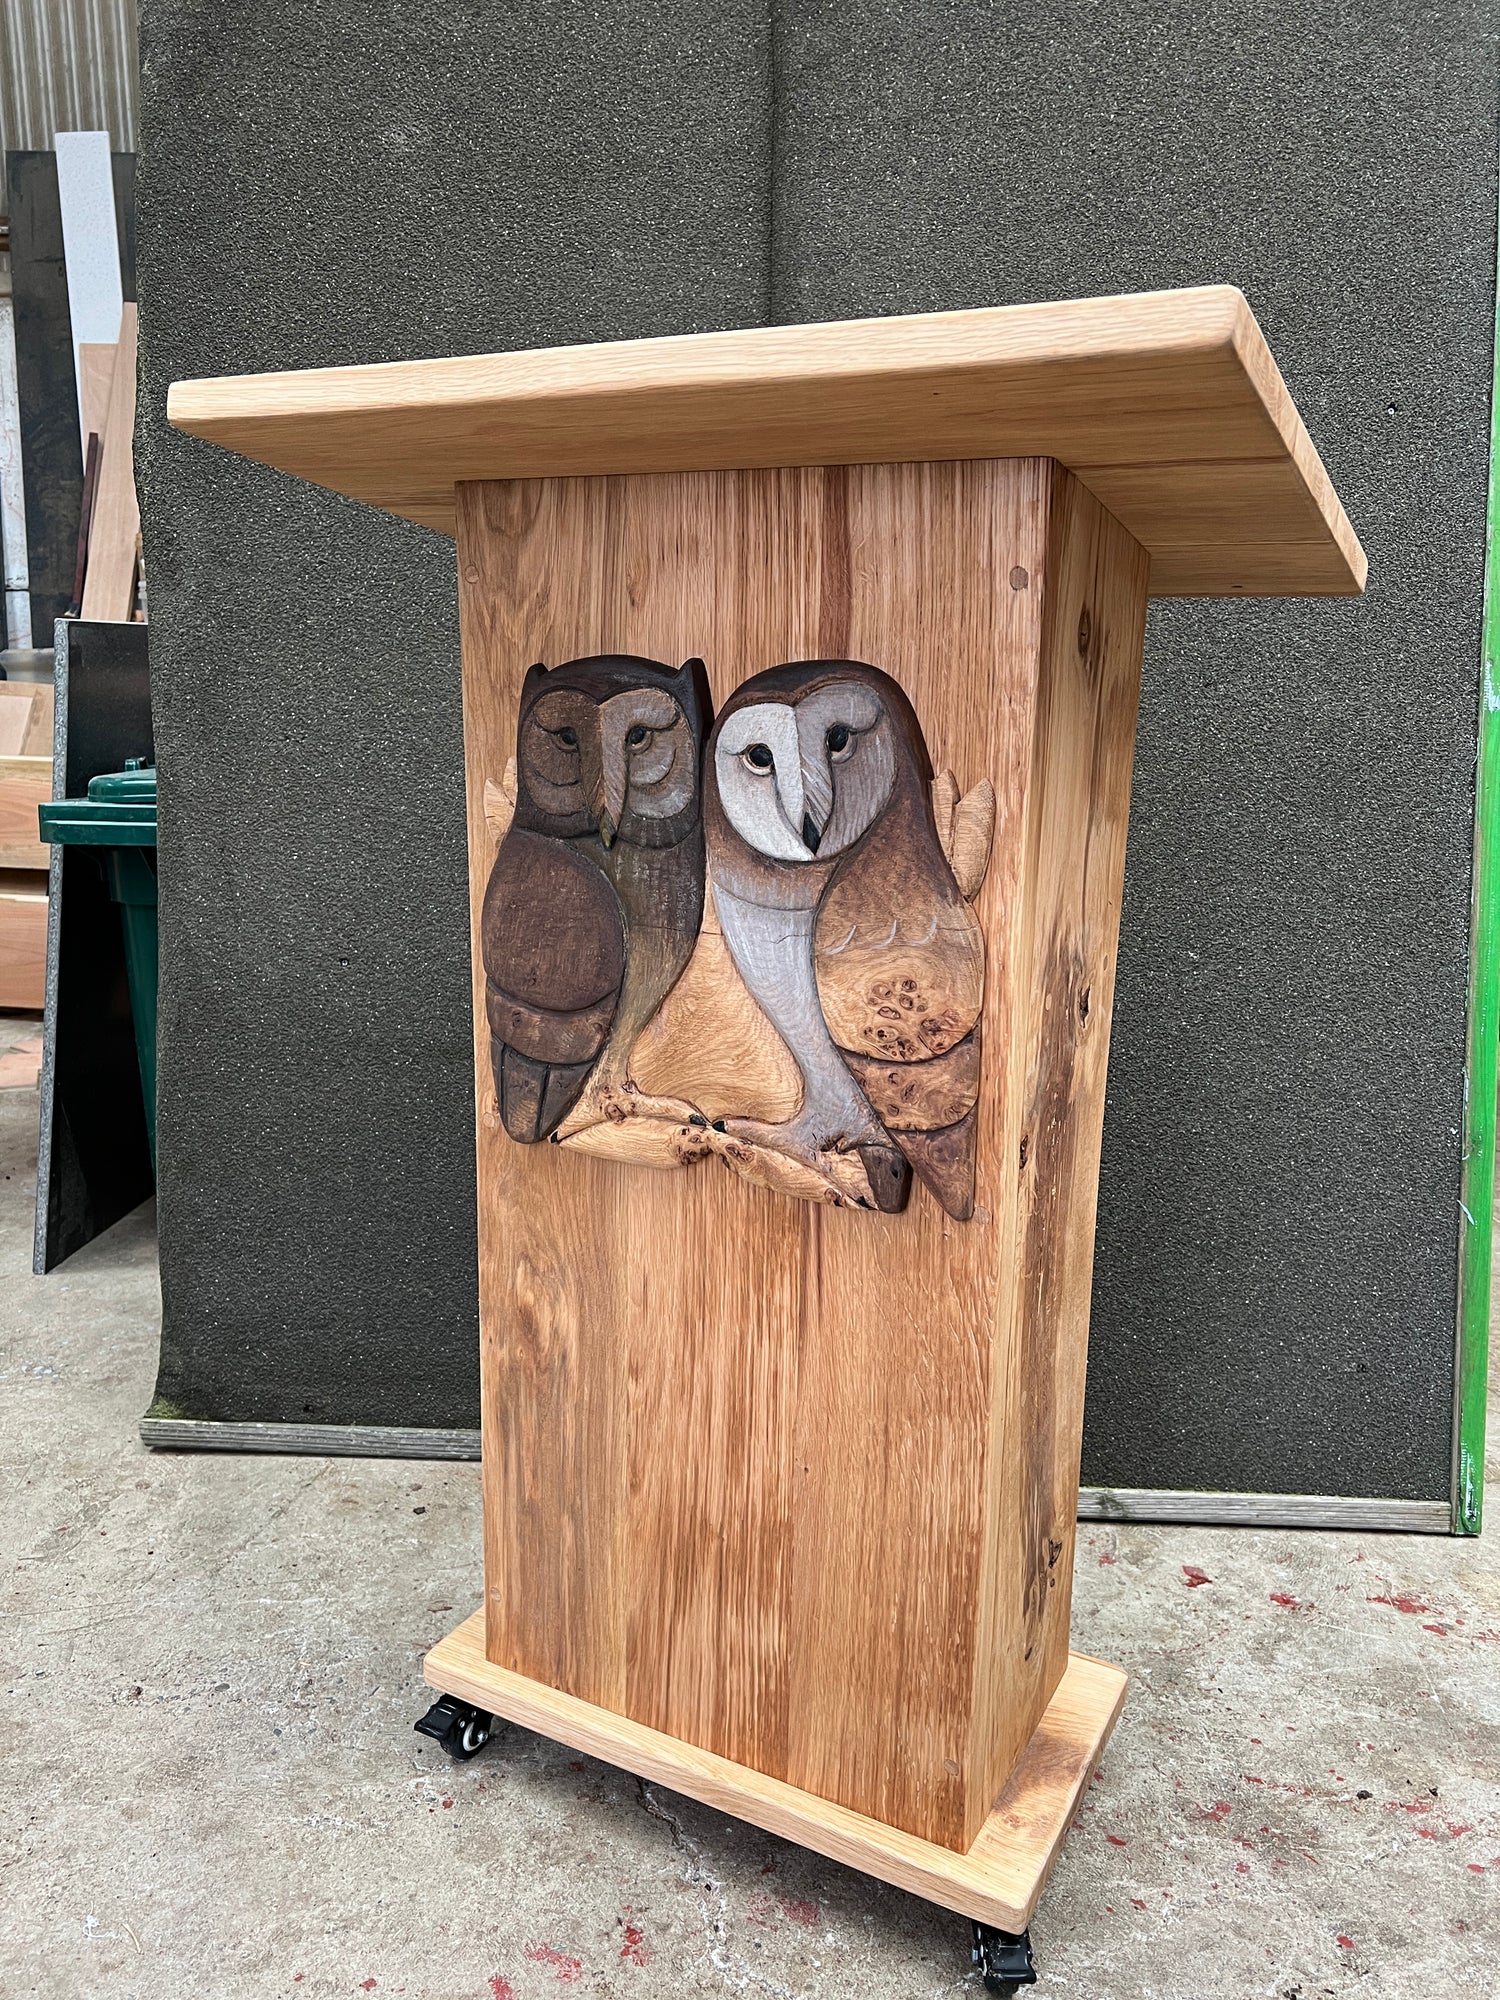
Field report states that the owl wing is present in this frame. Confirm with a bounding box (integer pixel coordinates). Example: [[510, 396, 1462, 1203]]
[[814, 809, 985, 1219], [481, 826, 625, 1141]]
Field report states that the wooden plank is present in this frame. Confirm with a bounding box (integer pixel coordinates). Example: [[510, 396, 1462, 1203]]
[[77, 342, 117, 450], [167, 286, 1365, 599], [0, 684, 51, 758], [80, 303, 139, 622], [21, 683, 54, 757], [457, 458, 1144, 1850], [0, 754, 50, 868], [0, 874, 48, 1009], [425, 1607, 1126, 1932]]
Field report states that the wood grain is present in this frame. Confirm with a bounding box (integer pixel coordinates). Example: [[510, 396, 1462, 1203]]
[[0, 684, 53, 760], [77, 341, 116, 451], [457, 458, 1145, 1849], [0, 756, 51, 870], [80, 303, 139, 622], [426, 1606, 1125, 1929], [0, 875, 48, 1008], [168, 286, 1364, 599]]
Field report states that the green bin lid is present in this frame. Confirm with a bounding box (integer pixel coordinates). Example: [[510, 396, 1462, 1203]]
[[88, 761, 157, 805], [39, 760, 158, 846]]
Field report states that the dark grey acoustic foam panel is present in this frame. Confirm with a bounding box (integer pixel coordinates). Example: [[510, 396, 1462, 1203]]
[[768, 1, 1495, 1503], [137, 2, 772, 1428], [138, 3, 1494, 1507]]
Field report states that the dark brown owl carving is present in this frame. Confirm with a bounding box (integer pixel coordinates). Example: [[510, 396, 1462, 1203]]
[[482, 654, 713, 1142]]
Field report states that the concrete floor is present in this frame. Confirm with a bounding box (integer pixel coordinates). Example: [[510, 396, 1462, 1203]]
[[2, 1018, 1497, 2000]]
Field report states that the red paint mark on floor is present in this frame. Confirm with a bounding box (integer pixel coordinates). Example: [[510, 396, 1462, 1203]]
[[1417, 1826, 1440, 1840], [569, 1760, 586, 1773], [1467, 1862, 1487, 1874], [1181, 1565, 1212, 1588], [1367, 1593, 1430, 1615], [619, 1924, 650, 1967], [441, 1798, 453, 1809], [488, 1980, 516, 2000], [360, 1984, 377, 1993], [1385, 1800, 1435, 1817], [1105, 1834, 1128, 1847], [525, 1944, 583, 1983], [1243, 1774, 1264, 1785], [1337, 1935, 1355, 1950], [746, 1893, 774, 1926], [1269, 1592, 1300, 1608], [1098, 1552, 1116, 1565], [1235, 1861, 1250, 1874], [1422, 1624, 1447, 1636], [779, 1897, 819, 1927], [1130, 1897, 1147, 1910], [1448, 1824, 1474, 1837], [1194, 1800, 1232, 1823]]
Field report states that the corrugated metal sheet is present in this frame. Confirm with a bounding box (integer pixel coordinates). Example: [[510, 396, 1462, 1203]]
[[1, 0, 138, 164]]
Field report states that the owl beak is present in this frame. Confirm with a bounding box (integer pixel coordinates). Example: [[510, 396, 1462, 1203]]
[[588, 740, 629, 849], [801, 814, 823, 854]]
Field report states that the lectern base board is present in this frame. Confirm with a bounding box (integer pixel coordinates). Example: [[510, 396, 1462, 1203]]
[[424, 1610, 1126, 1930]]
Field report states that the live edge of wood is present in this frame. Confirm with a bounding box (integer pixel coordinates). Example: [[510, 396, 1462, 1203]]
[[424, 1608, 1126, 1931]]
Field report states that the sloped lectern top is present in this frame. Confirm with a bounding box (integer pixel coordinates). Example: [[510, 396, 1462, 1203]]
[[167, 284, 1364, 600]]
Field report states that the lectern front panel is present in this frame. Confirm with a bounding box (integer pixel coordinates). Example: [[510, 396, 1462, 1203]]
[[455, 459, 1147, 1851]]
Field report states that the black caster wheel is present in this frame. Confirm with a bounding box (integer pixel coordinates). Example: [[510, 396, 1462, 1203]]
[[970, 1921, 1037, 1995], [414, 1694, 494, 1761]]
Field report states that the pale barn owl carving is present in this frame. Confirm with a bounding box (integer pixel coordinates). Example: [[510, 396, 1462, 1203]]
[[705, 660, 986, 1219], [481, 655, 712, 1142]]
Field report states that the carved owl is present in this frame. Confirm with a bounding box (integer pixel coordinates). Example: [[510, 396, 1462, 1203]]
[[482, 654, 712, 1143], [705, 660, 985, 1218]]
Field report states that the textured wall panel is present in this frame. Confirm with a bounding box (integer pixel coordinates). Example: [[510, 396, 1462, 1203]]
[[769, 0, 1495, 1502], [136, 1, 772, 1427]]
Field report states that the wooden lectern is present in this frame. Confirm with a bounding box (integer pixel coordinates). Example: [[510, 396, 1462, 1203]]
[[170, 287, 1363, 1939]]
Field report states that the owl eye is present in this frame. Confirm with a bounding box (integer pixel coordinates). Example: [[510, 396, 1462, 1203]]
[[626, 724, 651, 748], [553, 726, 579, 749], [826, 723, 852, 756], [741, 743, 775, 772]]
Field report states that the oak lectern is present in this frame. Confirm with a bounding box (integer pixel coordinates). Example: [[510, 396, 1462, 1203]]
[[169, 288, 1363, 1940]]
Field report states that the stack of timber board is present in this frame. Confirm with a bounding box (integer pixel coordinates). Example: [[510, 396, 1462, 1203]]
[[0, 681, 54, 1008], [74, 303, 144, 624]]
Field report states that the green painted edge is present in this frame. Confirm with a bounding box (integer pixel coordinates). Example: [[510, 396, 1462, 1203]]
[[1455, 240, 1500, 1535]]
